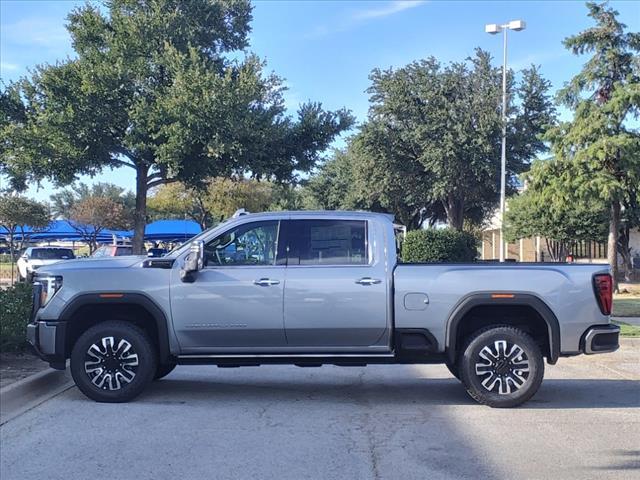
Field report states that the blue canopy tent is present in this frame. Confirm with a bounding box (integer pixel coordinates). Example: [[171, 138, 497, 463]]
[[143, 220, 201, 242], [2, 219, 201, 244], [0, 220, 132, 242]]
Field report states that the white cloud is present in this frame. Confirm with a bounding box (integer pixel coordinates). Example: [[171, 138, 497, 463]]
[[1, 62, 19, 71], [2, 18, 70, 48], [306, 1, 427, 39], [353, 0, 427, 20], [510, 51, 569, 71]]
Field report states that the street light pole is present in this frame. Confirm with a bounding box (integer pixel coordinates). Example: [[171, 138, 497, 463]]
[[485, 20, 525, 262]]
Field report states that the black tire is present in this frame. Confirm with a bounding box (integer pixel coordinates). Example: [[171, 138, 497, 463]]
[[154, 362, 177, 380], [445, 361, 461, 380], [70, 321, 157, 403], [459, 326, 544, 408]]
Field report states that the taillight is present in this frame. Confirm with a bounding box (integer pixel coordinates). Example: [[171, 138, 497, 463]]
[[593, 274, 613, 315]]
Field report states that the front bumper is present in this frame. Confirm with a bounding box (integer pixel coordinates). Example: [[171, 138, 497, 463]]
[[581, 324, 620, 355], [27, 320, 67, 370]]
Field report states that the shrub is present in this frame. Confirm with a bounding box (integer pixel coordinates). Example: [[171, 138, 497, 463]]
[[401, 228, 478, 263], [0, 282, 33, 352]]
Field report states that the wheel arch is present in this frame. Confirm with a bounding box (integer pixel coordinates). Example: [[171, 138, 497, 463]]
[[445, 293, 560, 365], [59, 292, 173, 364]]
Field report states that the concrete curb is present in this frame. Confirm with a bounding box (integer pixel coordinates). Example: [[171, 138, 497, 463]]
[[0, 365, 74, 425], [620, 337, 639, 347]]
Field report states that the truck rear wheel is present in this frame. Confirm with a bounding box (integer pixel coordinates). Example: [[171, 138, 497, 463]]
[[70, 321, 157, 403], [459, 326, 544, 408]]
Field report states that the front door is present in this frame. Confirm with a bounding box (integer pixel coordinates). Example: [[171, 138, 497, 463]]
[[170, 220, 286, 352], [282, 219, 389, 348]]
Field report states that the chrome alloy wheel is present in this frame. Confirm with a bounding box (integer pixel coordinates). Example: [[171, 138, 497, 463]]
[[474, 340, 530, 395], [84, 336, 139, 390]]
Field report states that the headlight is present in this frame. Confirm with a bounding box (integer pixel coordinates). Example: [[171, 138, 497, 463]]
[[34, 276, 63, 308]]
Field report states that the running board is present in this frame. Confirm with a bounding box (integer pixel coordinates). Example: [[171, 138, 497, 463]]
[[176, 352, 396, 367], [178, 353, 395, 359]]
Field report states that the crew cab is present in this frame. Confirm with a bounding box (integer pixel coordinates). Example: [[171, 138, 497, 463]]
[[27, 211, 619, 407]]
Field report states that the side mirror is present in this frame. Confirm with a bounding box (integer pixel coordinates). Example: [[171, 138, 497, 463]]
[[180, 241, 204, 283]]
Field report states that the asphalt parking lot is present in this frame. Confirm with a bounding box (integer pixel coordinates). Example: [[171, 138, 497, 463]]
[[1, 341, 638, 480]]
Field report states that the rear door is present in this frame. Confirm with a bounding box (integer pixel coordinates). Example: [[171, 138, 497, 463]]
[[282, 218, 389, 348]]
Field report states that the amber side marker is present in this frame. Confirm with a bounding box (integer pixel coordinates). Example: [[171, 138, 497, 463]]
[[491, 293, 515, 299], [99, 293, 124, 299]]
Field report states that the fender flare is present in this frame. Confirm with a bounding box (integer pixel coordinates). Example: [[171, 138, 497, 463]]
[[59, 292, 172, 363], [445, 293, 560, 365]]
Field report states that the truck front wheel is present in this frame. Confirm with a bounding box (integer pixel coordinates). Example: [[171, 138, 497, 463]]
[[459, 326, 544, 408], [70, 321, 157, 402]]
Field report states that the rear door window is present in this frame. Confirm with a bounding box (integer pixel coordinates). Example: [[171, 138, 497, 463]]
[[286, 220, 368, 266]]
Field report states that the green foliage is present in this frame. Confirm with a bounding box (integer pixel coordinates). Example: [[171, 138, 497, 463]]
[[543, 2, 639, 281], [504, 159, 609, 257], [304, 50, 555, 230], [0, 0, 353, 253], [0, 195, 51, 260], [148, 177, 298, 228], [50, 183, 135, 228], [0, 282, 33, 352], [401, 229, 478, 263]]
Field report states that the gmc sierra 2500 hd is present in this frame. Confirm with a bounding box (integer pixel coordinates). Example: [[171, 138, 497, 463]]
[[27, 210, 619, 407]]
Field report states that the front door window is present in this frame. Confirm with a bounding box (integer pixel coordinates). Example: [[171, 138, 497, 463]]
[[204, 221, 279, 267]]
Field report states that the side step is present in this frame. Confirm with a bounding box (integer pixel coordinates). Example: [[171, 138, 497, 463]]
[[176, 353, 395, 367]]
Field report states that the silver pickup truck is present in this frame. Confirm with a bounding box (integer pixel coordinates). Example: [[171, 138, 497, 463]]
[[27, 210, 619, 407]]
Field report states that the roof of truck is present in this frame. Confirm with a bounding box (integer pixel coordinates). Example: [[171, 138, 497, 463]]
[[234, 210, 395, 221]]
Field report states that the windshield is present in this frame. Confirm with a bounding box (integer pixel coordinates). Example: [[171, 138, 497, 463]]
[[31, 248, 75, 260]]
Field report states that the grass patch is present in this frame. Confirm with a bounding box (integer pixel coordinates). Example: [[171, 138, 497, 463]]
[[612, 298, 640, 317], [613, 321, 640, 338]]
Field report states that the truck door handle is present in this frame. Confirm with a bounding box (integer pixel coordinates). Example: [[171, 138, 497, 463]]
[[253, 278, 280, 286], [355, 277, 382, 286]]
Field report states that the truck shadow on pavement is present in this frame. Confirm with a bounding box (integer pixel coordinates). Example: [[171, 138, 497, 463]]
[[142, 375, 639, 410]]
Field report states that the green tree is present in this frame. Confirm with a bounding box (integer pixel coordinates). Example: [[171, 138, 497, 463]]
[[0, 195, 50, 282], [147, 182, 213, 229], [504, 160, 609, 261], [148, 177, 283, 228], [0, 0, 353, 253], [545, 2, 640, 286], [304, 142, 442, 229], [50, 182, 135, 228], [304, 52, 554, 230], [68, 196, 128, 253], [348, 50, 554, 230]]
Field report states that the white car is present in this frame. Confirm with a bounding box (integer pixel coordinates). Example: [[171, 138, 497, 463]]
[[17, 247, 75, 282]]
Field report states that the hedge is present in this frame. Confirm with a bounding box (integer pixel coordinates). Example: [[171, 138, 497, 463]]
[[0, 282, 33, 352], [401, 228, 478, 263]]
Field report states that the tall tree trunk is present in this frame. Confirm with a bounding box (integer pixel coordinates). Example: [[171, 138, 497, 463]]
[[608, 200, 620, 292], [132, 166, 149, 255], [8, 230, 15, 284], [617, 225, 633, 282], [444, 195, 464, 231]]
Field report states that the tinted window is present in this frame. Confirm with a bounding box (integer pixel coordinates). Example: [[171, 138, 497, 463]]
[[115, 247, 133, 256], [204, 221, 279, 267], [287, 220, 367, 266], [31, 248, 75, 260]]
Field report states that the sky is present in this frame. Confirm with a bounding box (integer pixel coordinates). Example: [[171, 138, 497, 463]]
[[1, 0, 639, 201]]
